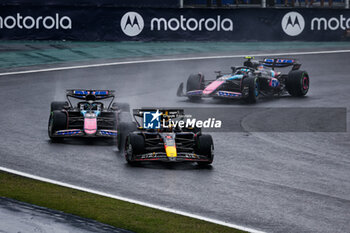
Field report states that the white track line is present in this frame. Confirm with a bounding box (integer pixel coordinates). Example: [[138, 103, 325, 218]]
[[0, 166, 265, 233], [1, 49, 350, 77]]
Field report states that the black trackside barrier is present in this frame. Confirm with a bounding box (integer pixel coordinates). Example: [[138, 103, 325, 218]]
[[0, 7, 350, 41], [1, 0, 180, 8]]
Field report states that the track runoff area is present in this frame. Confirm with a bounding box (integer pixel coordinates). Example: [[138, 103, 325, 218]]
[[0, 48, 349, 233], [1, 49, 350, 77]]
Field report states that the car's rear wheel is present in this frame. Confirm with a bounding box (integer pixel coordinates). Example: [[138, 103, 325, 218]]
[[196, 134, 214, 166], [50, 101, 68, 112], [117, 112, 137, 152], [242, 76, 259, 104], [118, 121, 137, 152], [48, 110, 67, 143], [112, 102, 130, 112], [286, 70, 309, 96], [125, 134, 144, 165], [186, 73, 205, 101]]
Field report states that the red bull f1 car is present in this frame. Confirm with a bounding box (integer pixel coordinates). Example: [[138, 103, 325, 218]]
[[177, 57, 310, 103], [124, 109, 214, 166], [48, 89, 130, 145]]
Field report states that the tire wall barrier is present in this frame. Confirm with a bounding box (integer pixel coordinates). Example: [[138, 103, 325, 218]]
[[0, 7, 350, 41]]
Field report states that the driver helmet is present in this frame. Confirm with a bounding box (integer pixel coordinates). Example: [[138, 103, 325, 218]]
[[257, 65, 265, 70]]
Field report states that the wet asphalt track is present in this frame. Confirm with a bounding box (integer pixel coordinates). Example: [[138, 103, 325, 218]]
[[0, 51, 350, 233]]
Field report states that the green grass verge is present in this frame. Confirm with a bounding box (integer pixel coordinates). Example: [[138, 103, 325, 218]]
[[0, 171, 244, 233]]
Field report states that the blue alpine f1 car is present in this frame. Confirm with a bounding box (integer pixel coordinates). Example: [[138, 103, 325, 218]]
[[177, 57, 310, 103], [48, 89, 132, 149]]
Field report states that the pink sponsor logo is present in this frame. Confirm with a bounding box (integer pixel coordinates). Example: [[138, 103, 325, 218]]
[[84, 117, 97, 135], [203, 80, 224, 95]]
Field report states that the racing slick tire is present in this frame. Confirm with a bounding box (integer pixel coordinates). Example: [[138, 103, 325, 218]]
[[50, 101, 68, 112], [117, 121, 137, 152], [48, 110, 67, 143], [186, 73, 205, 101], [125, 134, 144, 165], [286, 70, 309, 97], [112, 102, 130, 112], [117, 112, 137, 151], [242, 76, 259, 104], [196, 134, 214, 166]]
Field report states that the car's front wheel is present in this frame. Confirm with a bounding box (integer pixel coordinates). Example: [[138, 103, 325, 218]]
[[125, 134, 144, 165], [186, 73, 205, 101], [196, 134, 214, 166], [286, 70, 309, 97], [48, 110, 67, 143], [242, 76, 259, 104]]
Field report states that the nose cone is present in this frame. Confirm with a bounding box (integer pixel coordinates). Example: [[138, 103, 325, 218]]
[[202, 80, 224, 95], [84, 115, 97, 135], [165, 146, 177, 158]]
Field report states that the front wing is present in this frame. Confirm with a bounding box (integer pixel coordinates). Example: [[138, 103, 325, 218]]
[[177, 82, 249, 99], [52, 129, 118, 137], [186, 90, 245, 99], [132, 152, 211, 162]]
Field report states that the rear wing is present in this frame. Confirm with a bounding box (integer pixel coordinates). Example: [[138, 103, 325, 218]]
[[66, 89, 115, 100], [261, 58, 301, 70]]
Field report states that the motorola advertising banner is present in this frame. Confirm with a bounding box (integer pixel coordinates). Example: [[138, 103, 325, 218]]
[[2, 0, 180, 8], [0, 7, 350, 41]]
